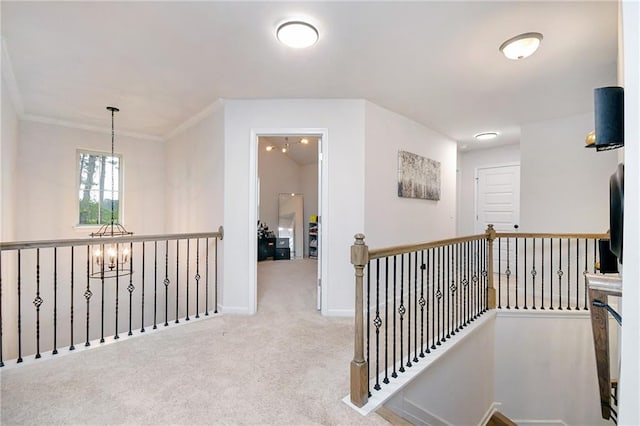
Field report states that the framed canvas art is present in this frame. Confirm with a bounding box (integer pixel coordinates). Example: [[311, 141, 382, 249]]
[[397, 150, 441, 201]]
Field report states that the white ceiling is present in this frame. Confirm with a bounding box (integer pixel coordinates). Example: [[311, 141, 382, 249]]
[[1, 1, 618, 150]]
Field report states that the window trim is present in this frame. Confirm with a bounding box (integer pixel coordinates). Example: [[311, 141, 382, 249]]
[[76, 149, 125, 227]]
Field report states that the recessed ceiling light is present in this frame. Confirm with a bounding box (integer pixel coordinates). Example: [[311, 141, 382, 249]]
[[499, 32, 543, 60], [276, 21, 319, 48], [475, 132, 499, 141]]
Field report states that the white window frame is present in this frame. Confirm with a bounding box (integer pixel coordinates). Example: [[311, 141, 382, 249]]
[[76, 149, 124, 227]]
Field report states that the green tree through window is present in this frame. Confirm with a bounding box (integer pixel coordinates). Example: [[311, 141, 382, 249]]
[[78, 151, 122, 225]]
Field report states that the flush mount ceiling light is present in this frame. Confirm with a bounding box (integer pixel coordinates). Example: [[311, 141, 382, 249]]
[[475, 132, 499, 141], [499, 32, 543, 60], [276, 21, 319, 48]]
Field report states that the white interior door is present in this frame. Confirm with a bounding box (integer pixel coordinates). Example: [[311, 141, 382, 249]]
[[475, 164, 520, 234]]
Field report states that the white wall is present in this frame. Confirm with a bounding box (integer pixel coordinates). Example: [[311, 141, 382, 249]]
[[620, 1, 640, 423], [384, 315, 495, 426], [363, 102, 457, 248], [494, 312, 609, 425], [165, 105, 224, 234], [1, 71, 19, 242], [16, 120, 166, 240], [223, 99, 365, 315], [457, 144, 521, 236], [520, 113, 618, 233]]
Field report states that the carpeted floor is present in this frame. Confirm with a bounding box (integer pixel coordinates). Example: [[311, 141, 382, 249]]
[[0, 259, 386, 425]]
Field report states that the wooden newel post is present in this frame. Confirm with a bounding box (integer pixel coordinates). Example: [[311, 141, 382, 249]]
[[350, 233, 369, 407], [485, 224, 497, 309]]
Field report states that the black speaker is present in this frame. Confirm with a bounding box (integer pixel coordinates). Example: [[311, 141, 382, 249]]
[[594, 86, 624, 150]]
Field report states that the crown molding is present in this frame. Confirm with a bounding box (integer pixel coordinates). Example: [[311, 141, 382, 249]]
[[163, 98, 224, 140], [1, 37, 25, 116], [21, 113, 164, 142]]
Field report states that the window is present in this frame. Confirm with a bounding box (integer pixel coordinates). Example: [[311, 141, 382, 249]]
[[78, 150, 122, 225]]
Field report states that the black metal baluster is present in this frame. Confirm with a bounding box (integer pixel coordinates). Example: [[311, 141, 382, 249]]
[[33, 249, 42, 358], [445, 246, 450, 340], [195, 239, 201, 319], [566, 238, 571, 310], [425, 250, 431, 354], [114, 245, 121, 340], [484, 240, 489, 311], [515, 238, 519, 309], [374, 259, 381, 391], [383, 257, 389, 384], [413, 251, 419, 363], [164, 240, 169, 327], [0, 250, 3, 366], [392, 256, 397, 378], [53, 248, 59, 353], [532, 239, 537, 310], [406, 252, 412, 368], [84, 246, 91, 347], [541, 239, 545, 310], [431, 248, 436, 350], [476, 240, 480, 318], [462, 242, 467, 326], [558, 239, 563, 310], [141, 242, 146, 332], [206, 238, 210, 315], [127, 242, 134, 336], [154, 241, 158, 329], [576, 239, 580, 310], [70, 247, 76, 349], [214, 237, 218, 314], [17, 250, 23, 363], [524, 239, 528, 309], [419, 251, 426, 357], [186, 240, 190, 321], [549, 239, 554, 310], [366, 261, 371, 396], [175, 240, 180, 324], [436, 247, 442, 345], [456, 243, 461, 331], [498, 238, 502, 309], [506, 238, 511, 309], [100, 244, 105, 343], [399, 254, 405, 372]]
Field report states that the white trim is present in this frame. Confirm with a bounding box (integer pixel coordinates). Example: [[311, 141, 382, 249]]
[[343, 311, 497, 415], [324, 308, 354, 317], [1, 37, 25, 115], [21, 113, 163, 142], [478, 402, 501, 426], [249, 127, 329, 317], [496, 309, 590, 320], [164, 99, 224, 140], [474, 162, 520, 234], [512, 420, 567, 426]]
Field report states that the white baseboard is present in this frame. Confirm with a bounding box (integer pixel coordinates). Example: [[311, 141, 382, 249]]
[[399, 398, 453, 426], [324, 308, 354, 317], [514, 420, 567, 426], [219, 305, 253, 314]]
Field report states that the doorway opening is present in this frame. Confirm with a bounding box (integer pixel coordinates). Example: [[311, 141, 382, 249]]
[[255, 133, 324, 313]]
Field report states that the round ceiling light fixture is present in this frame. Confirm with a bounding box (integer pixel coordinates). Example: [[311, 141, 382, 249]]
[[499, 32, 543, 60], [474, 132, 499, 141], [276, 21, 319, 48]]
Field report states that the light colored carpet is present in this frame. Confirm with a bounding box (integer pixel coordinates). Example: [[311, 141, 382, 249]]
[[0, 259, 386, 425]]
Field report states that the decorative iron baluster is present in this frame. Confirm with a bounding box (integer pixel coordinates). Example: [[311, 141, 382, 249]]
[[505, 238, 511, 309], [54, 247, 59, 353], [413, 251, 419, 363], [34, 248, 43, 358], [436, 247, 442, 345], [366, 261, 371, 396], [541, 238, 545, 310], [141, 242, 146, 332], [206, 238, 210, 315], [383, 257, 389, 384], [406, 252, 412, 368], [17, 250, 23, 363], [430, 248, 436, 350], [164, 240, 169, 327], [452, 244, 458, 334], [515, 238, 519, 309], [576, 238, 580, 310], [154, 241, 158, 329], [374, 259, 381, 391], [392, 255, 397, 378], [566, 238, 571, 310], [455, 243, 460, 332], [186, 239, 190, 321], [70, 247, 76, 348], [462, 242, 468, 327], [175, 239, 180, 324], [84, 245, 92, 346], [419, 251, 426, 357], [213, 237, 218, 314], [444, 245, 450, 340], [114, 245, 120, 340], [483, 240, 488, 312], [531, 239, 536, 309], [195, 239, 201, 319], [100, 244, 105, 343], [127, 242, 134, 336], [583, 239, 588, 310], [558, 238, 563, 310], [498, 238, 502, 309], [399, 254, 405, 372], [425, 250, 431, 354], [549, 239, 554, 310]]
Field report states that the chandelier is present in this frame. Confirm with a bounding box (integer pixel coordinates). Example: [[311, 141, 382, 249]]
[[90, 106, 133, 278]]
